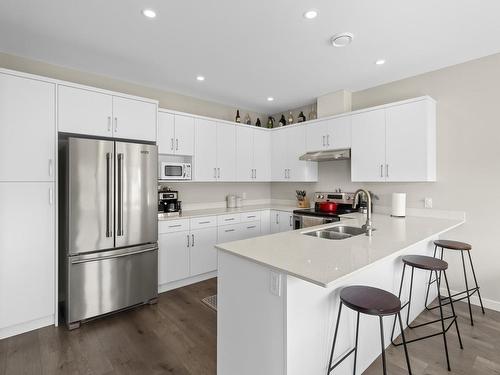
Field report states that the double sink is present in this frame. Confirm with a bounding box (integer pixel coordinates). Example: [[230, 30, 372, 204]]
[[303, 225, 369, 240]]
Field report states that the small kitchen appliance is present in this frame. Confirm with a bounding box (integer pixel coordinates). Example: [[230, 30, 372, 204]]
[[160, 161, 191, 180], [159, 190, 182, 215], [293, 192, 359, 229]]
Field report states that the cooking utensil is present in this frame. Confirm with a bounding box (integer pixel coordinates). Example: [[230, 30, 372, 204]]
[[318, 201, 338, 213]]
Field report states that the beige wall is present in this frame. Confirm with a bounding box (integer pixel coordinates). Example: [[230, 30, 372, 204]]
[[272, 53, 500, 306]]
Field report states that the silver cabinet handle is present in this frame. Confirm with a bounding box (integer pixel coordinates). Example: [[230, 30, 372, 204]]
[[289, 215, 292, 227], [214, 167, 217, 179], [192, 234, 195, 247], [176, 139, 179, 151], [380, 164, 383, 178], [224, 218, 235, 221], [225, 229, 235, 233], [250, 169, 253, 179], [114, 117, 118, 132], [117, 153, 124, 236], [48, 159, 53, 177], [247, 215, 256, 219], [168, 224, 182, 228], [171, 138, 174, 150], [276, 213, 279, 224], [254, 169, 257, 179], [105, 152, 113, 237], [284, 169, 287, 179], [107, 116, 111, 132], [49, 187, 53, 206], [326, 134, 330, 146], [247, 225, 256, 229], [187, 234, 190, 247], [386, 164, 389, 178], [322, 135, 326, 147], [217, 168, 221, 179], [198, 221, 210, 224]]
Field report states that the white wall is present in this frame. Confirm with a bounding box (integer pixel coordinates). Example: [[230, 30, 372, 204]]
[[272, 52, 500, 308]]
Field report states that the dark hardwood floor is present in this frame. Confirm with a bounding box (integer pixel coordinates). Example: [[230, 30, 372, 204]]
[[1, 278, 499, 375]]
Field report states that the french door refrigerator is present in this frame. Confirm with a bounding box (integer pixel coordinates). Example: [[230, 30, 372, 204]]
[[59, 137, 158, 329]]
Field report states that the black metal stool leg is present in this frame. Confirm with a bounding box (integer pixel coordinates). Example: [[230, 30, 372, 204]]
[[328, 302, 343, 374], [467, 250, 486, 315], [397, 312, 413, 375], [406, 267, 415, 328], [391, 264, 406, 342], [436, 270, 451, 371], [443, 270, 463, 349], [425, 245, 438, 309], [379, 316, 387, 375], [460, 250, 474, 326], [353, 312, 360, 375]]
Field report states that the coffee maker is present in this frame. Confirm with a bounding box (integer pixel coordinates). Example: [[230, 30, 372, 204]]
[[158, 190, 182, 216]]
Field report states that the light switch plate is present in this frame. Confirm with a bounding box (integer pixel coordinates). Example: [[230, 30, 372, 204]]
[[269, 271, 281, 296]]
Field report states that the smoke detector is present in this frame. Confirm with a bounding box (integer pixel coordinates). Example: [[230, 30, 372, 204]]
[[331, 32, 354, 47]]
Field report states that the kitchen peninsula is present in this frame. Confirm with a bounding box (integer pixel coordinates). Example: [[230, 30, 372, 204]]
[[216, 212, 465, 375]]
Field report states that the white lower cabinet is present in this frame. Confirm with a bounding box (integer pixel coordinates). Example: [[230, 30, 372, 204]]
[[190, 227, 218, 275], [239, 222, 261, 239], [158, 230, 190, 284], [270, 210, 294, 233], [0, 182, 55, 338], [217, 224, 242, 243]]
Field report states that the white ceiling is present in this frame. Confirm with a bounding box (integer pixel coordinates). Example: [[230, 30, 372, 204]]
[[1, 0, 500, 113]]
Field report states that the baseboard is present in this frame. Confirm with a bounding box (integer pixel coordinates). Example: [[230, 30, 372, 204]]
[[0, 315, 54, 340], [158, 271, 217, 293], [440, 288, 500, 312]]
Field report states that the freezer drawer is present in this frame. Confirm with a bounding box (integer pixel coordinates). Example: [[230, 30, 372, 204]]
[[66, 244, 158, 326]]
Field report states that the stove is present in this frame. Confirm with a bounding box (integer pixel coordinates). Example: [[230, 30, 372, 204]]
[[293, 192, 359, 229]]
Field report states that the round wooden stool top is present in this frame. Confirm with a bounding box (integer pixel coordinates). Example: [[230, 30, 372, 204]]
[[402, 255, 448, 271], [434, 239, 472, 251], [340, 286, 401, 316]]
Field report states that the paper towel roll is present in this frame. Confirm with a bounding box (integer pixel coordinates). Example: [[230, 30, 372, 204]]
[[391, 193, 406, 217]]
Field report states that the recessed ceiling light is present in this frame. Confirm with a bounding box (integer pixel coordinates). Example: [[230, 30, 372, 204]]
[[142, 9, 156, 18], [331, 32, 354, 47], [196, 75, 205, 81], [303, 9, 318, 19], [375, 59, 386, 65], [267, 97, 274, 102]]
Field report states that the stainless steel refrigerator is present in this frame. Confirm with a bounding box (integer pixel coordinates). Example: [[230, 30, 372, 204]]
[[59, 137, 158, 329]]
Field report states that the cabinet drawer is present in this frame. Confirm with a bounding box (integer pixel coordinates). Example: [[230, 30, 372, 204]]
[[240, 211, 262, 222], [217, 214, 241, 226], [158, 219, 190, 233], [217, 224, 241, 243], [190, 216, 217, 229]]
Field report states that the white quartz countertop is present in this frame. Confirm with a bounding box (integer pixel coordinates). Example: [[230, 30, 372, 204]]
[[215, 213, 465, 288], [158, 204, 297, 221]]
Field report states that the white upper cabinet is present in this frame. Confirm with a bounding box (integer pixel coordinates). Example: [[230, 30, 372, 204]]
[[351, 97, 436, 182], [0, 73, 55, 182], [158, 112, 194, 155], [272, 126, 318, 182], [194, 118, 218, 181], [306, 116, 351, 151], [216, 122, 237, 181], [58, 85, 113, 137], [58, 85, 157, 142], [235, 126, 271, 182]]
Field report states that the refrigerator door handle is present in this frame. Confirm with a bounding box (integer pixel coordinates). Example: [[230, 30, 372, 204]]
[[106, 152, 113, 237], [117, 153, 124, 236], [70, 244, 158, 264]]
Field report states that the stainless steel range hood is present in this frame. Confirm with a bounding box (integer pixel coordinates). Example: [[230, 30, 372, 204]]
[[299, 148, 351, 161]]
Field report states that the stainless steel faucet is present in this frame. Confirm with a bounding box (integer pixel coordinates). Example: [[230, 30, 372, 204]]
[[352, 189, 373, 236]]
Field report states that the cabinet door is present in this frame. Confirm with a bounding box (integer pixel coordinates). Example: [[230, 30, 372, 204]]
[[286, 126, 309, 181], [306, 121, 329, 151], [270, 210, 281, 234], [0, 182, 54, 331], [279, 212, 294, 232], [271, 130, 287, 181], [326, 116, 351, 150], [190, 227, 218, 276], [0, 74, 55, 182], [112, 96, 157, 142], [194, 118, 217, 181], [58, 85, 112, 137], [174, 115, 194, 156], [260, 210, 271, 235], [351, 110, 386, 182], [216, 122, 236, 181], [236, 126, 254, 181], [385, 100, 433, 181], [158, 231, 190, 284], [217, 224, 242, 243], [253, 129, 271, 181], [158, 112, 175, 154]]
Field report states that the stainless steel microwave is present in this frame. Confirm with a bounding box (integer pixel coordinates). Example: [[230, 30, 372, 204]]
[[160, 162, 192, 180]]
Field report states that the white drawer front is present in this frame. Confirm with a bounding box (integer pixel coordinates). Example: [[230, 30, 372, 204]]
[[158, 219, 190, 233], [217, 224, 242, 243], [190, 216, 217, 229], [217, 214, 241, 226], [240, 211, 262, 223]]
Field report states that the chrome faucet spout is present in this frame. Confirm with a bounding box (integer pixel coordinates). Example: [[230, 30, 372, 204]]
[[352, 189, 373, 236]]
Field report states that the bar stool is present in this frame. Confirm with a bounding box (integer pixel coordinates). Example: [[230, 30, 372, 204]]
[[425, 239, 485, 325], [391, 255, 463, 371], [328, 285, 412, 375]]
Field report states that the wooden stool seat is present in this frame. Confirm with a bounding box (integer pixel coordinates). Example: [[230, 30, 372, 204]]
[[402, 255, 448, 271], [434, 239, 471, 251], [340, 286, 402, 316]]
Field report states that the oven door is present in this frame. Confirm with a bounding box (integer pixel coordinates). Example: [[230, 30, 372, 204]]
[[294, 215, 340, 229], [161, 163, 185, 180]]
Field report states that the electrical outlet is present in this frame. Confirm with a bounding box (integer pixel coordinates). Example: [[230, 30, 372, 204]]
[[424, 197, 433, 209], [269, 271, 281, 296]]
